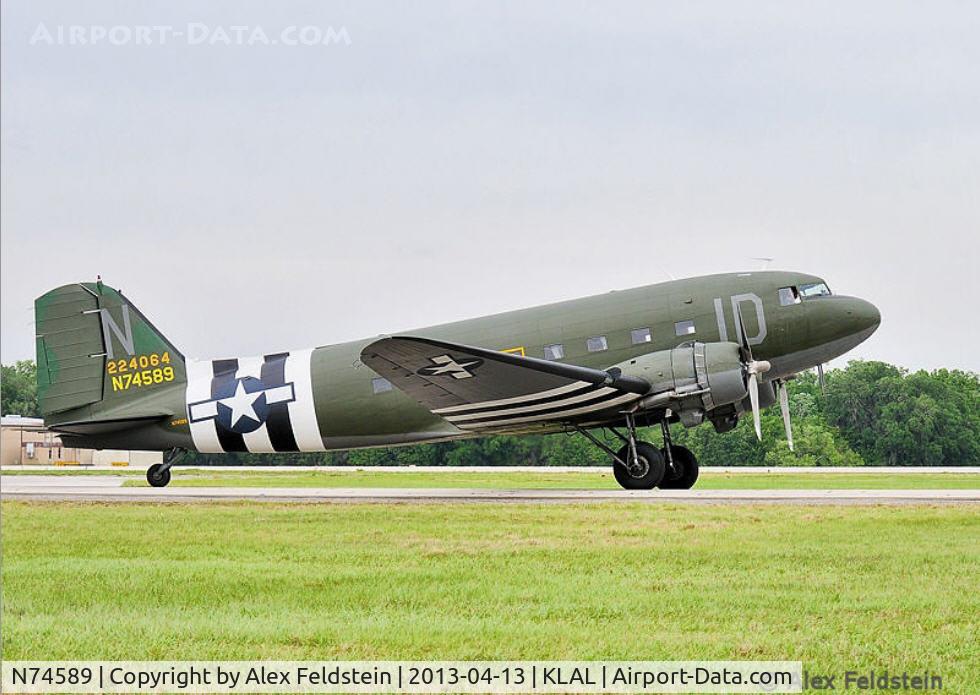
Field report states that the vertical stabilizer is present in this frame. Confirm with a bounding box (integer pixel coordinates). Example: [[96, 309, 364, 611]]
[[35, 282, 186, 422]]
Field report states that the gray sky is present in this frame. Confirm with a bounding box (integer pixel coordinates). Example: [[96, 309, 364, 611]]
[[2, 2, 978, 371]]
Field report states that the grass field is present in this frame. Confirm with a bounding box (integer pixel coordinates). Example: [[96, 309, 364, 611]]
[[5, 467, 980, 489], [2, 501, 977, 691]]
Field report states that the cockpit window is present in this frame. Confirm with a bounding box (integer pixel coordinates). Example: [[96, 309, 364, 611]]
[[778, 286, 801, 306], [799, 282, 832, 298]]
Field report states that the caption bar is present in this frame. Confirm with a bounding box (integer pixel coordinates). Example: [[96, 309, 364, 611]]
[[2, 660, 801, 693]]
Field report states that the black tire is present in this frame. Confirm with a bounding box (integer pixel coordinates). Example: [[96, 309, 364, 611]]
[[147, 463, 171, 488], [658, 445, 699, 489], [612, 441, 666, 490]]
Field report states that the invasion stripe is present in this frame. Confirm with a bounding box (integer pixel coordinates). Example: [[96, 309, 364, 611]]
[[445, 386, 618, 422], [285, 347, 326, 451], [235, 355, 276, 453], [211, 359, 247, 452], [185, 359, 224, 453], [433, 380, 594, 415], [261, 352, 300, 452], [453, 391, 639, 429], [213, 358, 238, 376]]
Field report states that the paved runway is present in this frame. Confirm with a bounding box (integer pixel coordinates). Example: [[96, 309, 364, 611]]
[[6, 464, 979, 473], [3, 475, 978, 505]]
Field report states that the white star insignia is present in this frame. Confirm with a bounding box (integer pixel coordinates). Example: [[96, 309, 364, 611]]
[[419, 354, 483, 379], [219, 380, 262, 428]]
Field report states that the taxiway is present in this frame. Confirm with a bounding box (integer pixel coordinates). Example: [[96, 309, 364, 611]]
[[2, 475, 977, 505]]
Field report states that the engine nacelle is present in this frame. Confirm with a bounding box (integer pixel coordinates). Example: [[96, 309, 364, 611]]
[[616, 341, 749, 426]]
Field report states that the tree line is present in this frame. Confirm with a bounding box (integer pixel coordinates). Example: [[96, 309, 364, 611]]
[[3, 359, 977, 466]]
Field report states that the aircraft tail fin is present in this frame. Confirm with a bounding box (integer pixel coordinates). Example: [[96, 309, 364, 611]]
[[34, 281, 186, 425]]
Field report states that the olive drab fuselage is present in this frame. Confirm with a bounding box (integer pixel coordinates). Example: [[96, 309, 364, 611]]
[[40, 271, 880, 453]]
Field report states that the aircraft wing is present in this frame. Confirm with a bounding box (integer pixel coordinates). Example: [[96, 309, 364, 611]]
[[360, 336, 649, 431]]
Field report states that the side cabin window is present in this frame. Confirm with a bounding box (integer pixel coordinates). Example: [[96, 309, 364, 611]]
[[586, 336, 608, 353], [674, 320, 696, 336], [543, 343, 565, 361], [630, 327, 652, 345], [372, 377, 393, 394], [778, 286, 801, 306]]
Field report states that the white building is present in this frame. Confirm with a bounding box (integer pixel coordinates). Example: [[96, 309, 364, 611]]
[[0, 415, 161, 467]]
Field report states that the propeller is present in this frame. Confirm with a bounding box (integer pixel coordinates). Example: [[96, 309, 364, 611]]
[[746, 360, 771, 440], [776, 380, 794, 451], [735, 306, 771, 441], [817, 364, 827, 393]]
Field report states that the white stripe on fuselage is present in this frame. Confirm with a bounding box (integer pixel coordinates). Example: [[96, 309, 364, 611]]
[[185, 359, 224, 454], [285, 348, 326, 451]]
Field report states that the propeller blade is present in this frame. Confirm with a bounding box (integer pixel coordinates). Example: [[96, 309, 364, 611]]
[[778, 380, 794, 451], [749, 372, 762, 441], [735, 305, 752, 358], [743, 359, 770, 443], [817, 364, 826, 393]]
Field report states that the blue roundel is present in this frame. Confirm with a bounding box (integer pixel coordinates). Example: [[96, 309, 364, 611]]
[[214, 376, 271, 434]]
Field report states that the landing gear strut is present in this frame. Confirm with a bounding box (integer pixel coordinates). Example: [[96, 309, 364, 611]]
[[657, 420, 699, 490], [576, 413, 665, 490], [575, 414, 700, 490], [146, 448, 186, 488]]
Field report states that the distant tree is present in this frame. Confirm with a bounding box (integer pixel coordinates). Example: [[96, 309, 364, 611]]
[[443, 436, 546, 467], [669, 416, 769, 466], [763, 420, 864, 467], [1, 360, 39, 417], [541, 431, 610, 466], [824, 362, 979, 466], [821, 361, 902, 462], [786, 371, 823, 417]]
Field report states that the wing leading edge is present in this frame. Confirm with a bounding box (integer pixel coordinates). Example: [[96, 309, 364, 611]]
[[360, 336, 649, 431]]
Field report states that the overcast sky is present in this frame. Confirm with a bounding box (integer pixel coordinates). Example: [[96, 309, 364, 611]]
[[2, 2, 978, 371]]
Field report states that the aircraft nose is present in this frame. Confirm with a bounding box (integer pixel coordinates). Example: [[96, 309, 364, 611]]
[[844, 297, 881, 335]]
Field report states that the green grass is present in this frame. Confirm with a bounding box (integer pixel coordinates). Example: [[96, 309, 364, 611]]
[[2, 501, 978, 691]]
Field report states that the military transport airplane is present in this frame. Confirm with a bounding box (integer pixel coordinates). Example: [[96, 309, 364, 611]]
[[33, 272, 879, 489]]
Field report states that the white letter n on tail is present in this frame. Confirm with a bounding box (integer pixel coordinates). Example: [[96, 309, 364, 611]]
[[99, 305, 135, 359]]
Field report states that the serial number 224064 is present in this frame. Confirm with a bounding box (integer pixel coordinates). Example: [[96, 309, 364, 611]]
[[107, 352, 176, 392]]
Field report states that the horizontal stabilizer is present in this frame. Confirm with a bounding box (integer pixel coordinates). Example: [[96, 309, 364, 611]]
[[45, 413, 173, 436]]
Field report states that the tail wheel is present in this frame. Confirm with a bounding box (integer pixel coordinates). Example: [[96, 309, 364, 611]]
[[146, 463, 172, 488], [612, 442, 666, 490], [658, 445, 699, 489]]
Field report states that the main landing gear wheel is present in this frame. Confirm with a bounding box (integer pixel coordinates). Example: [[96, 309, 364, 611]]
[[146, 463, 172, 488], [571, 414, 666, 490], [658, 445, 699, 490], [612, 441, 666, 490]]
